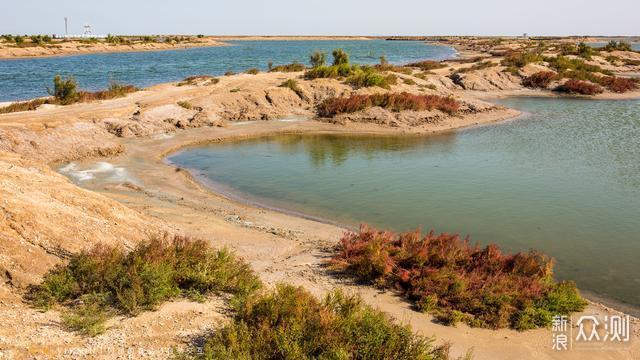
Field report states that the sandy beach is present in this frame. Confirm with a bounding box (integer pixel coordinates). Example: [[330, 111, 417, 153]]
[[1, 39, 639, 358]]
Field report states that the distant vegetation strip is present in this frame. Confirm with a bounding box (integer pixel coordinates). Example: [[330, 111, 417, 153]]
[[330, 225, 588, 330]]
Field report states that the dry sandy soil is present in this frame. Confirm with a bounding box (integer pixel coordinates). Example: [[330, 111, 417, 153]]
[[1, 43, 640, 359]]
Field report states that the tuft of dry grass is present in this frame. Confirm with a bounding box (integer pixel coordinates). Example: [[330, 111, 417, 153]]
[[406, 60, 447, 71]]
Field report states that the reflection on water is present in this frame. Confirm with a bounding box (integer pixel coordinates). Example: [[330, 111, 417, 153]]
[[168, 97, 640, 311]]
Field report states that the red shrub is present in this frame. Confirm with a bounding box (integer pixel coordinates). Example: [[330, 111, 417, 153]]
[[554, 79, 603, 95], [317, 92, 460, 118], [597, 76, 639, 93], [522, 71, 558, 89], [330, 225, 587, 330]]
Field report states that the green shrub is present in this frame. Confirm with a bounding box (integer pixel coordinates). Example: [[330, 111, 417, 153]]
[[403, 78, 417, 85], [602, 41, 632, 52], [27, 234, 261, 335], [14, 35, 24, 45], [455, 61, 497, 74], [345, 66, 398, 89], [1, 34, 14, 42], [198, 284, 452, 360], [330, 225, 588, 330], [545, 55, 612, 75], [224, 70, 236, 76], [500, 51, 544, 68], [332, 48, 350, 65], [48, 75, 79, 105], [310, 50, 327, 68]]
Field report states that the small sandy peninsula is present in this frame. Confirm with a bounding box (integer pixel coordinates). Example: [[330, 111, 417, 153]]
[[1, 38, 639, 359]]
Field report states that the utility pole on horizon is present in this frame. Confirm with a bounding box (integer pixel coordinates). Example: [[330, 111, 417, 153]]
[[64, 17, 68, 36]]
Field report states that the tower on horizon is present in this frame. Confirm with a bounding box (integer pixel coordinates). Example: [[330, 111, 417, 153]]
[[64, 17, 68, 35]]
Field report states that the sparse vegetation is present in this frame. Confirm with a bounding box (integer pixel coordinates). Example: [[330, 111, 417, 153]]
[[454, 61, 497, 74], [601, 40, 633, 52], [554, 79, 603, 95], [224, 70, 236, 76], [545, 55, 612, 76], [345, 66, 398, 89], [317, 93, 460, 118], [330, 225, 588, 330], [269, 62, 306, 72], [196, 284, 454, 360], [500, 51, 544, 68], [406, 60, 447, 71], [27, 234, 261, 336], [177, 75, 219, 87], [403, 78, 417, 85], [279, 79, 307, 100], [245, 68, 260, 75]]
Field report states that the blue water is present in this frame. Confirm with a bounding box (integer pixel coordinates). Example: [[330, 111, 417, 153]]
[[0, 40, 455, 102], [168, 98, 640, 310]]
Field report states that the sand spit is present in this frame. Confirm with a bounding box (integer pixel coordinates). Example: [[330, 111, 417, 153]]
[[1, 42, 639, 358], [0, 37, 226, 59]]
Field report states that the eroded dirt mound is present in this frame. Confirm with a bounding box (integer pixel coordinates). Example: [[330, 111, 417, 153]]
[[0, 151, 154, 288]]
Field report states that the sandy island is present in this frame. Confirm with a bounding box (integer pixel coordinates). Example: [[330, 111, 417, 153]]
[[1, 38, 639, 359]]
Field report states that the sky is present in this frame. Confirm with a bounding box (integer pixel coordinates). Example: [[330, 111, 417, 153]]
[[1, 0, 638, 36]]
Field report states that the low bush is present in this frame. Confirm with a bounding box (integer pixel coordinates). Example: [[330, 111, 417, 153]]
[[77, 82, 137, 101], [269, 62, 306, 72], [14, 35, 24, 45], [224, 70, 236, 76], [330, 225, 588, 330], [406, 60, 447, 71], [522, 71, 558, 88], [309, 50, 327, 68], [197, 284, 453, 360], [304, 63, 355, 79], [545, 55, 612, 76], [500, 51, 544, 68], [245, 68, 260, 75], [601, 41, 633, 52], [27, 234, 261, 335], [332, 48, 350, 66], [279, 79, 307, 100], [597, 76, 638, 93], [48, 75, 79, 105], [554, 79, 603, 95], [345, 67, 398, 89], [404, 78, 417, 85], [317, 92, 460, 118]]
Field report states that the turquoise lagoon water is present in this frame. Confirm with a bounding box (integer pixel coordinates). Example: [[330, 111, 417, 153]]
[[168, 97, 640, 311], [0, 40, 455, 102]]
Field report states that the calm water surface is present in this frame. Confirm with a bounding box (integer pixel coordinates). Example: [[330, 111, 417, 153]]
[[0, 40, 455, 101], [168, 97, 640, 310]]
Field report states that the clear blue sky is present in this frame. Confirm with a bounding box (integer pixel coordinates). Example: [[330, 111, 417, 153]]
[[1, 0, 638, 36]]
